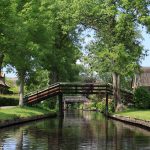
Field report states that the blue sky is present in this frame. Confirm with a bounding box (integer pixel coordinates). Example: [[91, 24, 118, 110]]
[[141, 28, 150, 67]]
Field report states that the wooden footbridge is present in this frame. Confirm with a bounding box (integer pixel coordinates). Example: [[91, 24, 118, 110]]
[[24, 82, 133, 115]]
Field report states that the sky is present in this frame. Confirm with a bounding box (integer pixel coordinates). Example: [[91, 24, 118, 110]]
[[3, 27, 150, 78], [140, 28, 150, 67]]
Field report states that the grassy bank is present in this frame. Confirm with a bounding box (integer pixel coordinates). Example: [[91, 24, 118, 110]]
[[0, 106, 56, 122], [115, 109, 150, 121]]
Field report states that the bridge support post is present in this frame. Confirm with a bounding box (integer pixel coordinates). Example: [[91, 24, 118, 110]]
[[63, 101, 66, 110], [105, 92, 109, 116], [58, 93, 64, 117]]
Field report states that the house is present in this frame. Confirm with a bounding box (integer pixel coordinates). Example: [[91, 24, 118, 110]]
[[133, 67, 150, 90], [0, 72, 10, 94]]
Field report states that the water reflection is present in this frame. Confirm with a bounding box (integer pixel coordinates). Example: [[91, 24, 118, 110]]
[[0, 110, 150, 150]]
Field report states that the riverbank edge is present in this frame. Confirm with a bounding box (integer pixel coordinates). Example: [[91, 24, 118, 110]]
[[108, 114, 150, 131], [79, 109, 150, 130], [0, 112, 57, 128]]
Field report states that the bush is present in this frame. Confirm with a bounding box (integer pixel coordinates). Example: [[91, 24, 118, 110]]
[[134, 87, 150, 109], [96, 99, 115, 113], [35, 98, 57, 110], [96, 101, 105, 112], [0, 97, 19, 106]]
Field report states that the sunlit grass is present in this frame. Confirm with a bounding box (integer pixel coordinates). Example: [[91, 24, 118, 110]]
[[115, 109, 150, 121], [0, 106, 55, 121], [0, 94, 19, 99]]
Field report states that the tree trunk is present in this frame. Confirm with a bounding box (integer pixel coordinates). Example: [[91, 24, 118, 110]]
[[49, 69, 59, 85], [112, 72, 122, 111], [19, 75, 24, 107], [0, 53, 4, 76]]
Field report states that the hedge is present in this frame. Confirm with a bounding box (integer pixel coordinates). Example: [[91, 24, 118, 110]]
[[0, 97, 19, 106]]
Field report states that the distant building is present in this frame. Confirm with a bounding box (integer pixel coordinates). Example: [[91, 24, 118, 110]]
[[0, 72, 10, 94], [133, 67, 150, 90]]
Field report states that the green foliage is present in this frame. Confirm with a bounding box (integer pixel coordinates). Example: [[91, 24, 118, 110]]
[[6, 78, 19, 94], [96, 100, 115, 113], [0, 0, 150, 108], [79, 0, 149, 108], [25, 69, 49, 93], [133, 87, 150, 109], [80, 99, 115, 113], [0, 95, 19, 106], [79, 102, 96, 110], [96, 101, 106, 112], [37, 98, 57, 110]]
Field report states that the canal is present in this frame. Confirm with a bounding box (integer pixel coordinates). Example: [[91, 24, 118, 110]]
[[0, 111, 150, 150]]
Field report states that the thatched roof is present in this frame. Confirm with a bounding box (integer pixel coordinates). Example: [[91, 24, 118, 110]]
[[137, 67, 150, 87], [0, 76, 9, 88]]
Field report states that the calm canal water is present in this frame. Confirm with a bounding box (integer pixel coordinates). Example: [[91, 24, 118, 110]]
[[0, 111, 150, 150]]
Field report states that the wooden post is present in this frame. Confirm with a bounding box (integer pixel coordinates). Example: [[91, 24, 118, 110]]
[[105, 92, 109, 116], [58, 93, 64, 117], [64, 101, 66, 110], [66, 103, 69, 110], [78, 102, 80, 109]]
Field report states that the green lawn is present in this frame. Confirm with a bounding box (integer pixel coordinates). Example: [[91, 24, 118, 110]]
[[0, 106, 56, 121], [115, 109, 150, 121]]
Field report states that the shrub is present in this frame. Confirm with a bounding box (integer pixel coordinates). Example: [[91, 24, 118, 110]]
[[134, 87, 150, 109], [0, 97, 19, 106], [96, 101, 105, 112], [96, 99, 115, 113]]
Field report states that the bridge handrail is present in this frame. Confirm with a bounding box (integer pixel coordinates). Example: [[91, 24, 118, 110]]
[[25, 82, 60, 97], [106, 83, 133, 94], [24, 82, 133, 100], [25, 82, 111, 97]]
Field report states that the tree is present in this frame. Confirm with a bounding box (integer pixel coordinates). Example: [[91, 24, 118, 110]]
[[20, 0, 82, 84], [5, 1, 38, 106], [0, 0, 16, 75], [38, 0, 81, 83], [78, 0, 148, 111]]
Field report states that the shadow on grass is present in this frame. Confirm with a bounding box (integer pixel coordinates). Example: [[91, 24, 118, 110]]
[[0, 112, 19, 122]]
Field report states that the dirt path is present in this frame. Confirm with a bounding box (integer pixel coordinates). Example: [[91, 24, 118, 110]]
[[0, 106, 16, 109]]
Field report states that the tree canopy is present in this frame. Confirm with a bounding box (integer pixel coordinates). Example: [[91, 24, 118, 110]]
[[0, 0, 149, 107]]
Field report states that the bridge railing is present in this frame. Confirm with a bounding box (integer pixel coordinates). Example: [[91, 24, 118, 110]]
[[24, 82, 133, 105], [25, 82, 60, 97], [59, 83, 113, 94], [24, 82, 61, 104]]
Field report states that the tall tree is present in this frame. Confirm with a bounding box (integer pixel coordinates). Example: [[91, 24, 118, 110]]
[[0, 0, 16, 75], [21, 0, 82, 84], [41, 0, 81, 83], [5, 1, 38, 106], [78, 0, 149, 111]]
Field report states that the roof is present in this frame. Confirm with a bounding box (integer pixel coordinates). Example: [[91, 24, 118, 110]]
[[0, 77, 10, 88], [141, 67, 150, 73], [137, 67, 150, 87]]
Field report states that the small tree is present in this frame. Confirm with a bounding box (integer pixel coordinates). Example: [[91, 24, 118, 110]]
[[134, 87, 150, 109]]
